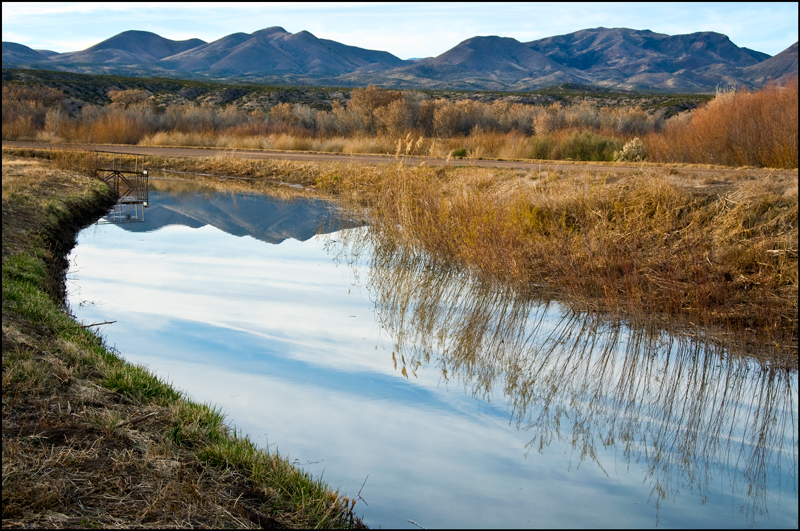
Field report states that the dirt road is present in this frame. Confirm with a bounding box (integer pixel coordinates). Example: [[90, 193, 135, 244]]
[[3, 140, 796, 177]]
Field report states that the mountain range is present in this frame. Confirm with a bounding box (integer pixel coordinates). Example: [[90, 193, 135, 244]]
[[3, 27, 797, 92]]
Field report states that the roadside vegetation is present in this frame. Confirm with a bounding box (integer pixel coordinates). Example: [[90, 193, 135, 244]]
[[2, 155, 365, 528], [4, 73, 796, 168]]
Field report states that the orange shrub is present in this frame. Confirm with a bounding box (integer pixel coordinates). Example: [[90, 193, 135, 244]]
[[646, 79, 798, 168]]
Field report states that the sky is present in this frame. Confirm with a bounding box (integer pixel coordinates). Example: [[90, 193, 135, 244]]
[[2, 2, 798, 59]]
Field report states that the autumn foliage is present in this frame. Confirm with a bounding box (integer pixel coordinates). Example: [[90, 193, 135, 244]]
[[3, 81, 798, 168]]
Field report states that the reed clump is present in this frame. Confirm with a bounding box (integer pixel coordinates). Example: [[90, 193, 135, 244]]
[[318, 163, 798, 357]]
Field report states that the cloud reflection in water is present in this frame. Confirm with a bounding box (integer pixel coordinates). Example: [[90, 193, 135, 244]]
[[67, 188, 797, 529]]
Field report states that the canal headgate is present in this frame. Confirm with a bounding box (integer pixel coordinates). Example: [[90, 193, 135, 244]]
[[95, 152, 149, 223]]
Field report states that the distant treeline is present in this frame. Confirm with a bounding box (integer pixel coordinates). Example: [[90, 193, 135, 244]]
[[3, 79, 797, 168]]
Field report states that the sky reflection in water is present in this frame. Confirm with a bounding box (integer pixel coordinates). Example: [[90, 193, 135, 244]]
[[67, 188, 798, 529]]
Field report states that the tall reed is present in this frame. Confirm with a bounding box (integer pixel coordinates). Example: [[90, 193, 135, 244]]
[[320, 163, 798, 355]]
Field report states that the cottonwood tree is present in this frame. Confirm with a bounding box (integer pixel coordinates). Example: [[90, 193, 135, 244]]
[[347, 85, 403, 135]]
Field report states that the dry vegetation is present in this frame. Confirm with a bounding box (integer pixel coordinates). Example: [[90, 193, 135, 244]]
[[316, 163, 798, 362], [3, 80, 797, 168], [2, 156, 366, 528]]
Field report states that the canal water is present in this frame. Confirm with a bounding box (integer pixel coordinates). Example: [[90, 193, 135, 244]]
[[67, 183, 798, 528]]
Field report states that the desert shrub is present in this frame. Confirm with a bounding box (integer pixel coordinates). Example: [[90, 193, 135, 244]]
[[615, 106, 656, 135], [375, 98, 415, 137], [108, 89, 151, 108], [615, 137, 648, 162], [433, 101, 463, 138], [558, 131, 622, 161], [564, 102, 601, 129], [348, 85, 403, 134], [451, 148, 467, 158], [331, 100, 365, 135], [530, 136, 556, 159], [2, 84, 66, 139], [88, 112, 148, 144]]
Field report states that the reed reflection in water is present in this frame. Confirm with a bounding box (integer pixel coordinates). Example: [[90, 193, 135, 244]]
[[326, 225, 798, 524]]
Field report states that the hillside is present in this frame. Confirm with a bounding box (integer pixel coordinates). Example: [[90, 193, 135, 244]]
[[1, 68, 714, 120], [49, 30, 206, 65], [2, 41, 52, 64], [743, 41, 799, 85], [3, 27, 797, 93]]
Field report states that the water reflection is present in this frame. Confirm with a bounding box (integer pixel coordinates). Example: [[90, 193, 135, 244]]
[[327, 226, 798, 523], [111, 179, 359, 243], [68, 185, 797, 528]]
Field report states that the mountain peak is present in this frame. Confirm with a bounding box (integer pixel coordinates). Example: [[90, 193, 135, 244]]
[[252, 26, 289, 37]]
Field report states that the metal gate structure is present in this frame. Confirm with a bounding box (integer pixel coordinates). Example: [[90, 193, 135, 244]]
[[95, 152, 149, 224]]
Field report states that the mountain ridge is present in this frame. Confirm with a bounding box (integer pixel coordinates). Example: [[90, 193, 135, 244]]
[[3, 26, 797, 93]]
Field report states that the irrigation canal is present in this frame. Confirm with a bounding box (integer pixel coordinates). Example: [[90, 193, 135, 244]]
[[65, 179, 798, 528]]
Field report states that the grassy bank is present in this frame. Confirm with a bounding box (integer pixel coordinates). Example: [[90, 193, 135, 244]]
[[2, 155, 365, 528]]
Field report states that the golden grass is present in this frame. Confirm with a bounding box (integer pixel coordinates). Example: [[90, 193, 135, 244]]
[[318, 162, 798, 359]]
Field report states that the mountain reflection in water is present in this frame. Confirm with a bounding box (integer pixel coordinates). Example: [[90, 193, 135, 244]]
[[117, 185, 359, 243], [325, 225, 798, 523]]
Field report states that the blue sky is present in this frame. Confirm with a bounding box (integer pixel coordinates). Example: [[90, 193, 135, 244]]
[[3, 2, 798, 59]]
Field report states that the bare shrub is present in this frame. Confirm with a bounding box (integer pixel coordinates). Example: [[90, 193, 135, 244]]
[[375, 98, 415, 137], [533, 103, 564, 135], [433, 101, 462, 138], [645, 79, 798, 168], [108, 89, 151, 108], [2, 85, 66, 139], [347, 85, 403, 134], [614, 137, 648, 162], [558, 131, 623, 161]]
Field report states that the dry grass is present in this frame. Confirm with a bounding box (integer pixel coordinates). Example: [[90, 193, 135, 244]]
[[317, 162, 798, 360]]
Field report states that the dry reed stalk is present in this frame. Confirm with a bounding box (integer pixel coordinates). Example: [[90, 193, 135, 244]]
[[321, 162, 798, 354]]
